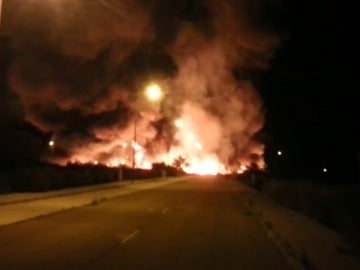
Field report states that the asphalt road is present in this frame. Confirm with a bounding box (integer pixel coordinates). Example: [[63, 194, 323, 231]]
[[0, 176, 292, 270]]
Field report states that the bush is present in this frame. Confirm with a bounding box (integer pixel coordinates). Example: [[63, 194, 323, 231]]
[[0, 163, 184, 193], [0, 164, 118, 192]]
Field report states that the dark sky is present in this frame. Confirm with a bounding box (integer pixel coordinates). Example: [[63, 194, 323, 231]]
[[259, 1, 358, 181]]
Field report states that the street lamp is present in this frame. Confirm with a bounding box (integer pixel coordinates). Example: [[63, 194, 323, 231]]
[[0, 0, 3, 29], [132, 83, 163, 168], [175, 119, 184, 128], [145, 83, 163, 101], [48, 139, 55, 155]]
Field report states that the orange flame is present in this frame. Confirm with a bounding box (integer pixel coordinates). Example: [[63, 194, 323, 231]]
[[55, 106, 263, 176]]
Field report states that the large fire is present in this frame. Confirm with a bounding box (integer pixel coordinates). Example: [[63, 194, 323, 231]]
[[58, 102, 260, 176]]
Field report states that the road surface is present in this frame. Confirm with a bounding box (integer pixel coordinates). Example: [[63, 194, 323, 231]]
[[0, 176, 292, 269]]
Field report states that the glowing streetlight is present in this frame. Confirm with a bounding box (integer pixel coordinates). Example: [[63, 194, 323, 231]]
[[145, 83, 163, 101], [323, 168, 327, 173], [48, 139, 55, 155], [277, 150, 282, 156], [175, 119, 184, 128]]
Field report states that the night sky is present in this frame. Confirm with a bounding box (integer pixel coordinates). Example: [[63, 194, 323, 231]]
[[259, 1, 358, 181], [0, 0, 358, 182]]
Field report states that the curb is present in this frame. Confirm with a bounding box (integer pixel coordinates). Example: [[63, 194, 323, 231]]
[[236, 191, 307, 270], [0, 177, 170, 206]]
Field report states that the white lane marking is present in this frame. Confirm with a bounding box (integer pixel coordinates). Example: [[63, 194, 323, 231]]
[[121, 230, 139, 244], [162, 207, 169, 214]]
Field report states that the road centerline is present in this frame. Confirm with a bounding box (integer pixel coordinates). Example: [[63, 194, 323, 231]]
[[121, 230, 139, 244]]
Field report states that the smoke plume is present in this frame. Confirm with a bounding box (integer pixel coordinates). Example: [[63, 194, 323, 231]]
[[3, 0, 282, 171]]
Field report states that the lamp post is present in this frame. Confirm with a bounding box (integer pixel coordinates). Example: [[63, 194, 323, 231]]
[[132, 115, 138, 168], [0, 0, 3, 29], [49, 139, 55, 155], [132, 82, 163, 168]]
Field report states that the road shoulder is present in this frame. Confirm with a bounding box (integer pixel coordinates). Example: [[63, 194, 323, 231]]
[[237, 182, 360, 270]]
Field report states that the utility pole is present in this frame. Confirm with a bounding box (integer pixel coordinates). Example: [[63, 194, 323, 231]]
[[132, 115, 137, 169]]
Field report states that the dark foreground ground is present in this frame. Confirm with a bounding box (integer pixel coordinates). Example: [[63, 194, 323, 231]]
[[0, 176, 291, 270]]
